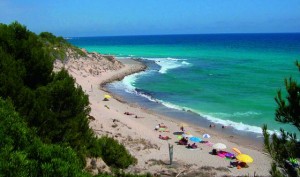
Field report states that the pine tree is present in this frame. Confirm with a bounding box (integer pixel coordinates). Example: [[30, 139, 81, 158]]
[[263, 61, 300, 177]]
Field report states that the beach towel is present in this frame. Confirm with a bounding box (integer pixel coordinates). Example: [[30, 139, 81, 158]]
[[217, 151, 228, 158], [204, 142, 213, 147], [225, 152, 235, 159], [159, 136, 171, 140], [158, 128, 170, 132], [187, 148, 200, 150]]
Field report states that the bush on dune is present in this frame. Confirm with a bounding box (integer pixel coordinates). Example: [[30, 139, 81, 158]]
[[96, 136, 137, 169]]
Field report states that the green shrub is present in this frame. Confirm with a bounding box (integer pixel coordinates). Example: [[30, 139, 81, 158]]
[[0, 98, 90, 177], [98, 136, 137, 169]]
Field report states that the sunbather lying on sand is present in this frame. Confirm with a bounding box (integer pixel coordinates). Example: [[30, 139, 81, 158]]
[[178, 137, 188, 145], [159, 135, 171, 140], [159, 123, 167, 128], [124, 112, 134, 115], [187, 143, 198, 149]]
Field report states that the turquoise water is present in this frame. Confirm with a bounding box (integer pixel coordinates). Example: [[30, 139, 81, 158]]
[[68, 34, 300, 135]]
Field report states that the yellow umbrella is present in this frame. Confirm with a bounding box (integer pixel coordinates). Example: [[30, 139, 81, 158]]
[[232, 147, 241, 154], [236, 154, 253, 163], [104, 94, 111, 99]]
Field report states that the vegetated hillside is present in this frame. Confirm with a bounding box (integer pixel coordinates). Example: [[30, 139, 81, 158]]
[[39, 31, 86, 61], [0, 22, 144, 177]]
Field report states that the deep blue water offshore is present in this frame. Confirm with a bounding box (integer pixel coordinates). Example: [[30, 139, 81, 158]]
[[68, 33, 300, 137]]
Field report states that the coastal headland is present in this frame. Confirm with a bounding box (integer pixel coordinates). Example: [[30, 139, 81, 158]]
[[54, 49, 272, 176]]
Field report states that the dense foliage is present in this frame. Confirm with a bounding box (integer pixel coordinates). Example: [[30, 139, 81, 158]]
[[0, 98, 90, 177], [0, 21, 95, 163], [97, 137, 137, 168], [263, 62, 300, 177], [0, 22, 138, 176]]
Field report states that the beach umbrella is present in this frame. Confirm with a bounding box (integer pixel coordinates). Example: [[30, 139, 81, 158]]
[[182, 133, 193, 138], [212, 143, 227, 150], [190, 136, 202, 143], [232, 147, 241, 154], [236, 154, 253, 163], [104, 94, 111, 99], [203, 134, 211, 138]]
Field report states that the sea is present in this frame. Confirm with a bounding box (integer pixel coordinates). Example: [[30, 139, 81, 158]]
[[68, 33, 300, 138]]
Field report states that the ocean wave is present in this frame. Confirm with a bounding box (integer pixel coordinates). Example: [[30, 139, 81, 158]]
[[117, 56, 191, 74], [121, 71, 159, 103], [139, 95, 278, 136], [161, 102, 278, 135], [122, 73, 138, 91], [142, 57, 191, 74], [210, 111, 262, 118], [114, 75, 280, 136]]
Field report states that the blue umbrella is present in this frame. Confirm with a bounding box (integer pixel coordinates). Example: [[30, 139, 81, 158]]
[[190, 136, 202, 143]]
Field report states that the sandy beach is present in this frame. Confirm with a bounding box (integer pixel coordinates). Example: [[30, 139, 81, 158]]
[[55, 50, 272, 176]]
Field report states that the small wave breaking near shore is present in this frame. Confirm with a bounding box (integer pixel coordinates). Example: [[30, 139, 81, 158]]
[[145, 57, 191, 74]]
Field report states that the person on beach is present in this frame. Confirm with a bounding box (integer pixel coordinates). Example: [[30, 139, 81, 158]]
[[178, 137, 188, 145], [180, 126, 185, 132], [209, 124, 215, 128], [187, 143, 198, 149], [159, 123, 167, 128], [124, 112, 134, 115], [159, 135, 170, 140], [229, 161, 238, 168]]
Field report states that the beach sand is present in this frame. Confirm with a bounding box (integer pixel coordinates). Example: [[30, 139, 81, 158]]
[[55, 50, 272, 176]]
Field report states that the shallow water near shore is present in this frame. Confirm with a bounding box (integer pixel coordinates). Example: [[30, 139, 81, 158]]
[[105, 60, 265, 146], [68, 33, 300, 137]]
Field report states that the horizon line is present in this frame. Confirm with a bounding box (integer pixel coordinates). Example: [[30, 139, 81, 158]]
[[65, 32, 300, 38]]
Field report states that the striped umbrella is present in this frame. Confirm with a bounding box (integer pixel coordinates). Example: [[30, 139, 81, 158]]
[[232, 147, 241, 154]]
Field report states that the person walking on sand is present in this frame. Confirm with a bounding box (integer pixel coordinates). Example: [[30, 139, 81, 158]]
[[180, 126, 185, 132]]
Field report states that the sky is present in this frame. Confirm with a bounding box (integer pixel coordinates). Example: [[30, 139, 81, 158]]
[[1, 0, 300, 37]]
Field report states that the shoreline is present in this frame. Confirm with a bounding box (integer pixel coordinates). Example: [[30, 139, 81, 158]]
[[58, 53, 272, 176], [105, 86, 264, 152], [104, 58, 265, 151]]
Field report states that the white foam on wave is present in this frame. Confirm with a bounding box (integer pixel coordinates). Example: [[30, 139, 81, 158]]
[[122, 73, 139, 92], [157, 100, 279, 136], [120, 71, 159, 103], [210, 111, 262, 118], [160, 101, 185, 111], [143, 57, 191, 74]]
